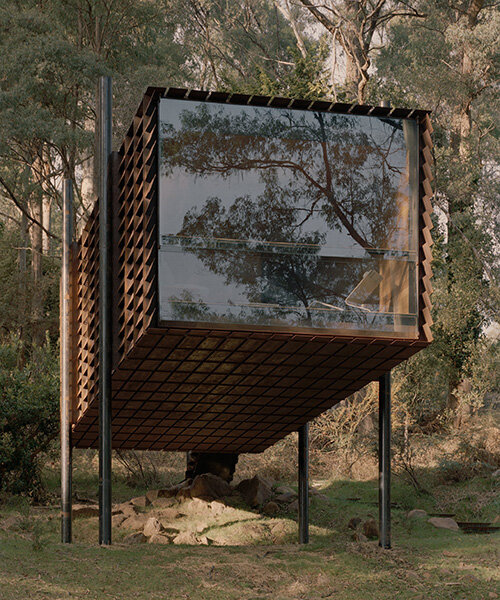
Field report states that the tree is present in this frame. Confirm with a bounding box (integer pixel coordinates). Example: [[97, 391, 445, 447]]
[[375, 0, 499, 422], [295, 0, 426, 103]]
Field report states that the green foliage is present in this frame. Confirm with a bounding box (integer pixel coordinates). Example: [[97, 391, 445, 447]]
[[0, 337, 59, 499]]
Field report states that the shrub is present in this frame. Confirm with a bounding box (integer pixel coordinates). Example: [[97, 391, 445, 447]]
[[0, 337, 59, 499]]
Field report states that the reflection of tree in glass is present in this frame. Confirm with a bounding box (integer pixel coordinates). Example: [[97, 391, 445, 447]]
[[161, 104, 407, 250], [161, 104, 408, 326]]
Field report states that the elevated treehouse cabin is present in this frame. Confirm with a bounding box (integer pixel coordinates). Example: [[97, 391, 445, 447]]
[[69, 88, 433, 455]]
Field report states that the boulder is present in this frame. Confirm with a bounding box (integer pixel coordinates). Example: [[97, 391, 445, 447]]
[[262, 501, 279, 516], [148, 534, 172, 545], [159, 482, 191, 498], [428, 517, 459, 531], [352, 531, 368, 543], [209, 501, 226, 516], [121, 514, 148, 531], [143, 517, 164, 538], [347, 517, 362, 530], [362, 519, 379, 539], [288, 499, 299, 512], [172, 531, 200, 545], [145, 490, 160, 504], [236, 475, 272, 507], [112, 514, 127, 528], [114, 503, 138, 518], [189, 474, 232, 501], [130, 496, 151, 508], [407, 509, 428, 519], [72, 504, 99, 518], [123, 532, 147, 544], [156, 507, 185, 521], [275, 492, 297, 504]]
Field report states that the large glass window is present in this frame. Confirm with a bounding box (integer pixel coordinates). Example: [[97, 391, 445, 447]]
[[158, 98, 419, 338]]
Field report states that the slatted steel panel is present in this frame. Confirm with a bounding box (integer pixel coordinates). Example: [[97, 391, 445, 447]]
[[71, 327, 427, 451], [70, 88, 434, 452], [73, 203, 99, 422]]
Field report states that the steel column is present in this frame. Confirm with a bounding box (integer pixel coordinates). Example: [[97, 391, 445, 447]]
[[98, 76, 113, 545], [298, 423, 309, 544], [379, 371, 391, 549], [61, 178, 73, 544]]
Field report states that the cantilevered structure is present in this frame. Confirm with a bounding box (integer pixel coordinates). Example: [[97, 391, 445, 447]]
[[68, 87, 433, 454], [60, 85, 433, 547]]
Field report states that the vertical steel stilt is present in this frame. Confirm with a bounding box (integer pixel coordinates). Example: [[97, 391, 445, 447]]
[[379, 371, 391, 549], [298, 423, 309, 544], [61, 178, 73, 544], [98, 76, 113, 546]]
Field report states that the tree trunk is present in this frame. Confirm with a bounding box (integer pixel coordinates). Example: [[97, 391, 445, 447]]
[[185, 452, 239, 483]]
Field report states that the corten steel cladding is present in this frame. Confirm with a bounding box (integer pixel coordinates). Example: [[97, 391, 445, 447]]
[[69, 88, 434, 453]]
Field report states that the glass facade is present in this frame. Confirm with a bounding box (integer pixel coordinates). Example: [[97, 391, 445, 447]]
[[158, 98, 419, 338]]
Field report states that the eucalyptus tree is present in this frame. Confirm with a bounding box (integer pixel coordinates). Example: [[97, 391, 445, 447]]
[[375, 0, 499, 422]]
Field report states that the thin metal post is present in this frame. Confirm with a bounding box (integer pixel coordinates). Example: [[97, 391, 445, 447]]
[[298, 423, 309, 544], [98, 76, 112, 545], [61, 178, 73, 544], [379, 371, 391, 549]]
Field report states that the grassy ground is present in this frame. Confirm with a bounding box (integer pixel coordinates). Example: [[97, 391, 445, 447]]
[[1, 464, 498, 600]]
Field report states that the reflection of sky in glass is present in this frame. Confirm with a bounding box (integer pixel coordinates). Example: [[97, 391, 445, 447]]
[[158, 98, 419, 337]]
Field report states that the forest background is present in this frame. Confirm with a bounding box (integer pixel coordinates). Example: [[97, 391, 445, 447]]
[[0, 0, 498, 499]]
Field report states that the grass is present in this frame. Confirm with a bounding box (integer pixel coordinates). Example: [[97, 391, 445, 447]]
[[1, 463, 498, 600]]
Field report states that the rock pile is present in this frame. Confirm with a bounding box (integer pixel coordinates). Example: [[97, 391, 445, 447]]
[[107, 474, 326, 545]]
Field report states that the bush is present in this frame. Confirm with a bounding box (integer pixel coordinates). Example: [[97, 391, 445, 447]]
[[0, 337, 59, 499]]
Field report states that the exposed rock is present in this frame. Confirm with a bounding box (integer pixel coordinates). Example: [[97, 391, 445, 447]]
[[407, 509, 428, 519], [112, 514, 127, 528], [148, 534, 172, 545], [172, 531, 200, 545], [190, 473, 232, 501], [114, 503, 138, 518], [72, 504, 99, 518], [362, 519, 379, 539], [145, 490, 160, 504], [209, 501, 226, 516], [130, 496, 151, 508], [262, 501, 279, 516], [143, 517, 163, 538], [156, 507, 185, 521], [236, 475, 272, 507], [121, 514, 148, 531], [159, 482, 191, 498], [176, 486, 192, 500], [275, 492, 297, 504], [348, 517, 362, 530], [288, 499, 299, 512], [197, 535, 210, 545], [352, 531, 368, 542], [152, 497, 177, 509], [123, 532, 147, 544], [428, 517, 459, 531]]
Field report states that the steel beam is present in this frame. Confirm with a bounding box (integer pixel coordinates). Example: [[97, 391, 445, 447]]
[[298, 423, 309, 544], [61, 178, 73, 544], [379, 371, 391, 549], [98, 76, 113, 545]]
